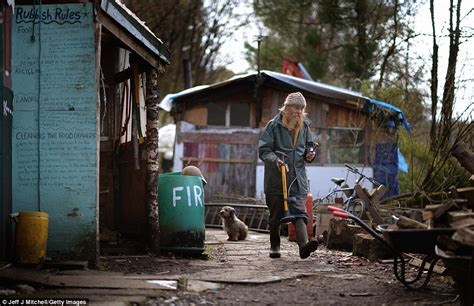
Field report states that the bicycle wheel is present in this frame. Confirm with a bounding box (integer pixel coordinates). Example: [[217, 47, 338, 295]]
[[347, 198, 366, 219]]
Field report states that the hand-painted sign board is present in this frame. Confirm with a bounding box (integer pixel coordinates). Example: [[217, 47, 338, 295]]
[[12, 3, 97, 259]]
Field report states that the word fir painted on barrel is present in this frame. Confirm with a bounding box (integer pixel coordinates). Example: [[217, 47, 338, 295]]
[[172, 185, 203, 207]]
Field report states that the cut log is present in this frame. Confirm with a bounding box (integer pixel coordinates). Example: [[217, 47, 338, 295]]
[[408, 256, 446, 274], [456, 187, 474, 208], [452, 228, 474, 246], [448, 211, 474, 223], [423, 204, 441, 222], [326, 218, 364, 251], [451, 141, 474, 174], [450, 218, 474, 229], [396, 215, 428, 229], [422, 210, 434, 222], [434, 199, 456, 219], [353, 233, 392, 261], [424, 204, 443, 212]]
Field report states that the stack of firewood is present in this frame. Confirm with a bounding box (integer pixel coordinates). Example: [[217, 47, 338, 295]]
[[392, 185, 474, 250], [393, 141, 474, 252]]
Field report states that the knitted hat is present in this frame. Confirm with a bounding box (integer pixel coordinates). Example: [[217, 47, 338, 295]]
[[284, 92, 306, 108]]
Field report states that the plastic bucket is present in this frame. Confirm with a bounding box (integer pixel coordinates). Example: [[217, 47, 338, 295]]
[[158, 172, 205, 254], [14, 211, 49, 264]]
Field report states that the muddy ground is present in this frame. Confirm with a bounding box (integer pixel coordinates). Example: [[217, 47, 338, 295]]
[[98, 229, 461, 305]]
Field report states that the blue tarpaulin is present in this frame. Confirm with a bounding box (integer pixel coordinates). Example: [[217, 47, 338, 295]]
[[398, 148, 408, 173], [368, 99, 411, 133]]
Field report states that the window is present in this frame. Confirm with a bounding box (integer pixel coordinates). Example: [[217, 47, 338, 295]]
[[207, 102, 251, 127], [230, 103, 250, 126], [207, 103, 226, 126], [328, 128, 365, 164], [312, 127, 366, 164]]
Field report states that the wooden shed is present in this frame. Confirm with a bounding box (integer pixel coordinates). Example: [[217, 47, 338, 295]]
[[1, 0, 170, 262], [162, 70, 409, 202]]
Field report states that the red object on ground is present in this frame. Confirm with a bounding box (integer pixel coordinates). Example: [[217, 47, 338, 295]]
[[288, 193, 314, 241]]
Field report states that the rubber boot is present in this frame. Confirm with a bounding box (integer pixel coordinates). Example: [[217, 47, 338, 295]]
[[269, 225, 281, 258], [295, 218, 318, 259]]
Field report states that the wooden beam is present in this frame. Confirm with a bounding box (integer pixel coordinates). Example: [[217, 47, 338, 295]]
[[114, 65, 148, 85], [354, 185, 384, 225], [97, 11, 159, 68], [180, 132, 260, 145], [182, 157, 255, 164]]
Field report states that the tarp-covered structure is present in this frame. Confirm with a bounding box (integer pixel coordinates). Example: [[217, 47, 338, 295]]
[[160, 70, 410, 199]]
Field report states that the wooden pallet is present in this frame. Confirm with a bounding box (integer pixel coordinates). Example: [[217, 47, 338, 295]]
[[205, 203, 270, 232]]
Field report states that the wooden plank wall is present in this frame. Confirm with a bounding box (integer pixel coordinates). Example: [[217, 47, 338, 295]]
[[327, 104, 366, 128], [181, 132, 259, 202], [11, 3, 97, 259], [259, 89, 287, 127]]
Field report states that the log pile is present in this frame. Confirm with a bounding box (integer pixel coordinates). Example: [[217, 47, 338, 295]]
[[388, 187, 474, 250], [391, 140, 474, 252], [371, 141, 474, 303]]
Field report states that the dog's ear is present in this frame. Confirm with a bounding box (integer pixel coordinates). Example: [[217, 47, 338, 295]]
[[229, 207, 235, 217]]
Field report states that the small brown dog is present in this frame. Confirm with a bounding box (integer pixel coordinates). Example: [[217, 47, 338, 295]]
[[219, 206, 248, 241]]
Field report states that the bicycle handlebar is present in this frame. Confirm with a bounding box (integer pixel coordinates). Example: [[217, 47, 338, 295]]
[[344, 164, 382, 187], [344, 163, 356, 171]]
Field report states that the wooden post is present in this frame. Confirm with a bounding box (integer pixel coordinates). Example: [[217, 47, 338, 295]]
[[145, 67, 162, 253], [131, 63, 141, 171]]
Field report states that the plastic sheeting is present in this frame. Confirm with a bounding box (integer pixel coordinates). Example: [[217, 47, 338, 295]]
[[374, 143, 400, 198], [398, 148, 408, 173], [368, 99, 411, 133]]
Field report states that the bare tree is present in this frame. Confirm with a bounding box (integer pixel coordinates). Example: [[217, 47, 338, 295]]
[[376, 0, 399, 92], [420, 0, 473, 191], [429, 0, 439, 151], [124, 0, 244, 96], [438, 0, 462, 143]]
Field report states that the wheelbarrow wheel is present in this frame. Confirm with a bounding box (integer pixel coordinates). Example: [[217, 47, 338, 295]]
[[347, 198, 366, 219]]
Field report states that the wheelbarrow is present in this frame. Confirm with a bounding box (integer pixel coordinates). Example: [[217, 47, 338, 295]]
[[328, 206, 456, 289]]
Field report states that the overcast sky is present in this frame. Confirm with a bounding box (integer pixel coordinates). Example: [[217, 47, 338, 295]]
[[219, 1, 473, 118], [414, 1, 473, 118]]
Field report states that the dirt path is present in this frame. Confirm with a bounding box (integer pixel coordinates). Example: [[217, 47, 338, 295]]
[[0, 228, 461, 305], [101, 228, 460, 305]]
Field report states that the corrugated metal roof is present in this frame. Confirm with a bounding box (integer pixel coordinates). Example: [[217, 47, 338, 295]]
[[101, 0, 170, 64], [263, 70, 366, 102], [159, 70, 411, 132], [159, 70, 367, 111]]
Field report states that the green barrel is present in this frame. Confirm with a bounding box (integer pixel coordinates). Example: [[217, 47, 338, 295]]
[[158, 172, 205, 254]]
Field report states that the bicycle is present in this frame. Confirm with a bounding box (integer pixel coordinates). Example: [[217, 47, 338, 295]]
[[312, 163, 384, 219]]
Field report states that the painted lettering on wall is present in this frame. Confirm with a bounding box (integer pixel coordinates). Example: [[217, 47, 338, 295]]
[[172, 185, 204, 207], [11, 3, 96, 254], [15, 7, 84, 24]]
